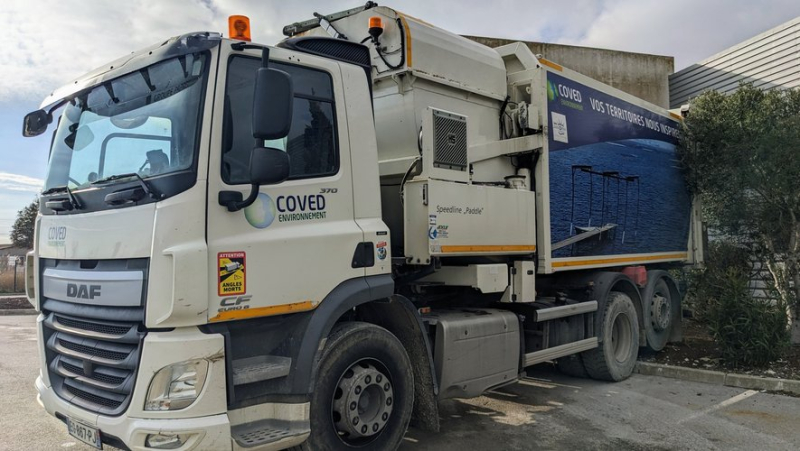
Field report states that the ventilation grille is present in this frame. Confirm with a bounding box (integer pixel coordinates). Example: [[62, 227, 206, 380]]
[[61, 360, 127, 385], [58, 338, 131, 361], [279, 37, 371, 67], [56, 316, 131, 336], [64, 381, 125, 409], [42, 309, 143, 416], [432, 110, 468, 171]]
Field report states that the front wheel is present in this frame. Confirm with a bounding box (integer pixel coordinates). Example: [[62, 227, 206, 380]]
[[299, 322, 414, 451]]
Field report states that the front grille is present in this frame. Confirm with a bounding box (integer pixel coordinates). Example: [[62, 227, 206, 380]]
[[43, 309, 143, 416], [56, 316, 131, 336], [65, 382, 125, 409], [38, 257, 147, 417], [58, 339, 131, 360], [60, 361, 126, 386]]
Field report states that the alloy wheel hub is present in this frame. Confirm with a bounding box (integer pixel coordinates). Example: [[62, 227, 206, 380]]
[[333, 363, 394, 439]]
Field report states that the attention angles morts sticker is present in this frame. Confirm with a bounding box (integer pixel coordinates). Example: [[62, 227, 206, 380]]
[[218, 251, 246, 296]]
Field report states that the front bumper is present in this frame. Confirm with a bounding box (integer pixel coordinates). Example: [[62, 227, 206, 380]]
[[35, 321, 309, 451], [37, 375, 230, 450], [37, 376, 310, 450]]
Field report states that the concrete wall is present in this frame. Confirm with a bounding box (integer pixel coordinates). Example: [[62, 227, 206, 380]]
[[465, 36, 674, 109], [669, 16, 800, 109]]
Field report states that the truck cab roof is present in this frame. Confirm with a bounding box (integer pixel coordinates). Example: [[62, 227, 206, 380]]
[[39, 31, 222, 110]]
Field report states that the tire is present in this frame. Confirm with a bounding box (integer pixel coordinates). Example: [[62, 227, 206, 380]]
[[556, 353, 589, 378], [583, 291, 640, 382], [643, 275, 676, 352], [297, 322, 414, 451]]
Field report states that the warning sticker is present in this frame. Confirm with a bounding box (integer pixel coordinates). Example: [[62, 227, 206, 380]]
[[218, 252, 246, 296]]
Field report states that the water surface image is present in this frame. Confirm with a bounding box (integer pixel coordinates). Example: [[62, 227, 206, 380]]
[[548, 139, 690, 258]]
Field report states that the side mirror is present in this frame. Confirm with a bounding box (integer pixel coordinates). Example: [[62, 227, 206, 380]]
[[253, 67, 293, 140], [22, 110, 52, 137], [218, 147, 291, 211], [218, 48, 295, 213], [250, 147, 290, 185]]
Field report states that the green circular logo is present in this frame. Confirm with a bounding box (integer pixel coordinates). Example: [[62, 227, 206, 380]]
[[244, 193, 277, 228]]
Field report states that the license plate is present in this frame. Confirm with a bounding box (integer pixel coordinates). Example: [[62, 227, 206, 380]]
[[67, 417, 102, 449]]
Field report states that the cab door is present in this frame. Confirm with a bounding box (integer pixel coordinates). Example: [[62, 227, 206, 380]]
[[205, 45, 364, 322]]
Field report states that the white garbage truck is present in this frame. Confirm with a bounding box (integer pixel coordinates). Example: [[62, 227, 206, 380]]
[[23, 3, 703, 450]]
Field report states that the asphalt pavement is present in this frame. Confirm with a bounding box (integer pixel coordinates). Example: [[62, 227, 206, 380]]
[[1, 315, 799, 450]]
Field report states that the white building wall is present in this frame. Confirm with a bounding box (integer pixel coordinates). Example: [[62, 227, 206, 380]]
[[669, 16, 800, 108]]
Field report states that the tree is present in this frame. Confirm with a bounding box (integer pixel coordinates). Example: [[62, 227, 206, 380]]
[[679, 83, 800, 344], [10, 199, 38, 249]]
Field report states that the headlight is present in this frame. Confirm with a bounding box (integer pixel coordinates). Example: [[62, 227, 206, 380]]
[[145, 359, 209, 411]]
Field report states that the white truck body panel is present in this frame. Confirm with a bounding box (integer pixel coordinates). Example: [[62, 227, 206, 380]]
[[304, 6, 697, 273], [404, 179, 536, 262], [301, 6, 508, 180]]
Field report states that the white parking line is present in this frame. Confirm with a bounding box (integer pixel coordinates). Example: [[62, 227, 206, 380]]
[[677, 389, 760, 424]]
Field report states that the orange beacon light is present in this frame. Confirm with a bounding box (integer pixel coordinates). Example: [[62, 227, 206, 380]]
[[229, 15, 251, 42], [368, 16, 384, 41]]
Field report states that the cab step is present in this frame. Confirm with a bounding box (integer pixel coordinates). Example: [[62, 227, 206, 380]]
[[232, 419, 309, 449], [232, 356, 291, 386]]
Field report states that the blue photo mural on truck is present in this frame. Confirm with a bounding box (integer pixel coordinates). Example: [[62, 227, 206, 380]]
[[546, 71, 690, 259]]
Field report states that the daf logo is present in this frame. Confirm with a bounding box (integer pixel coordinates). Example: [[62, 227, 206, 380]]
[[67, 283, 101, 300]]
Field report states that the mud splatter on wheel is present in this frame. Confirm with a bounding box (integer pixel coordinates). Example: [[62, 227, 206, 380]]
[[299, 322, 413, 451]]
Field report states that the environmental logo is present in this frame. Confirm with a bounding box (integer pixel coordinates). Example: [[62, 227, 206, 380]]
[[244, 193, 276, 228], [244, 192, 329, 228], [46, 226, 67, 247], [547, 80, 558, 102], [547, 77, 584, 111]]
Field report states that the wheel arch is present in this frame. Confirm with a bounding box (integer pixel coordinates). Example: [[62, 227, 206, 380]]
[[293, 275, 394, 394], [356, 295, 440, 433], [295, 276, 440, 433]]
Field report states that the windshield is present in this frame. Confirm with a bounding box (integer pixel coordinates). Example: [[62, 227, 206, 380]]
[[44, 52, 208, 192]]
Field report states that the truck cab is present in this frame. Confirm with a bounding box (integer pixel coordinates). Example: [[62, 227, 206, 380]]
[[28, 28, 393, 449]]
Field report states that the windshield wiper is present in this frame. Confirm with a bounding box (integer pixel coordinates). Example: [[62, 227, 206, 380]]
[[41, 185, 82, 211], [91, 172, 162, 200]]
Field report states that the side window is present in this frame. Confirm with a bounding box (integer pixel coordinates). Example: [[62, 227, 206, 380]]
[[223, 57, 338, 184]]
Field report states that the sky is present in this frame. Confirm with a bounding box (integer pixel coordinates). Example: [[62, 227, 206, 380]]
[[2, 0, 799, 244]]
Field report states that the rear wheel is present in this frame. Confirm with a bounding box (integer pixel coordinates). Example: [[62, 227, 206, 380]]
[[643, 276, 676, 352], [583, 291, 640, 381], [298, 322, 414, 451]]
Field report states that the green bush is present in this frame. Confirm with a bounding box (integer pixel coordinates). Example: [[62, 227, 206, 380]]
[[706, 268, 789, 367], [689, 242, 790, 368], [685, 241, 750, 320]]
